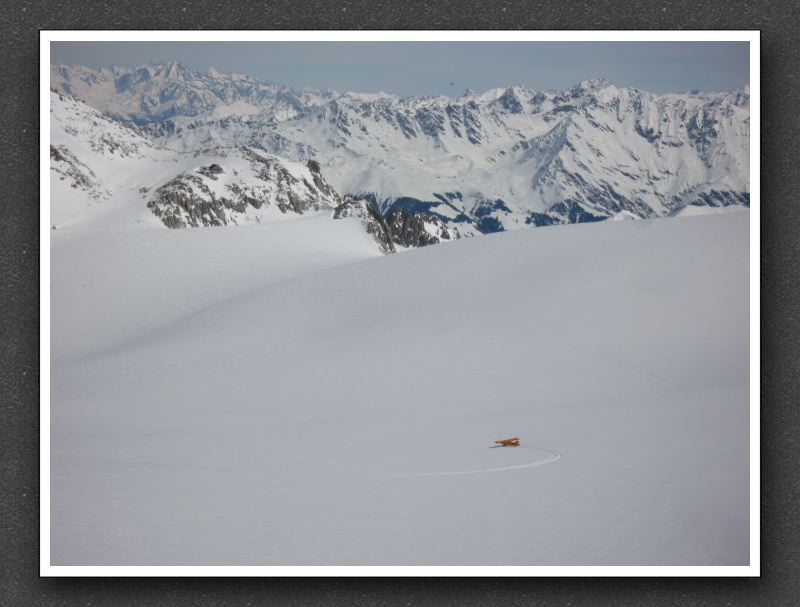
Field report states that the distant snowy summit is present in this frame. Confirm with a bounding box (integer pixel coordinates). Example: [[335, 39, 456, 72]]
[[50, 61, 342, 123], [50, 63, 749, 250]]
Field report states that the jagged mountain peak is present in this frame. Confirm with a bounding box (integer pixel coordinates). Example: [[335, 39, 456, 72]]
[[50, 62, 339, 125], [572, 77, 613, 92], [50, 63, 750, 241], [140, 61, 193, 78], [337, 90, 397, 103]]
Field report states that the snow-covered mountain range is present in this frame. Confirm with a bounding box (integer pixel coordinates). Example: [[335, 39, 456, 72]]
[[50, 62, 750, 251]]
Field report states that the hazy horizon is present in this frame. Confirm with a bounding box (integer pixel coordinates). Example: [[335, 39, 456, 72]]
[[50, 41, 750, 97]]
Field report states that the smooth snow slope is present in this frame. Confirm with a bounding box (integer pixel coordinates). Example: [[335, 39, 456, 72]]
[[51, 211, 750, 566], [51, 214, 382, 363]]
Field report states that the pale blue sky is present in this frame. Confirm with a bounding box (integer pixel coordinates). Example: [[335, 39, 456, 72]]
[[50, 41, 749, 96]]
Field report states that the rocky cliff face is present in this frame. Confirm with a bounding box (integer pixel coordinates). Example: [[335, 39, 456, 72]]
[[49, 89, 168, 224], [332, 197, 396, 254], [50, 143, 108, 202], [332, 197, 466, 254], [385, 208, 455, 248], [147, 151, 342, 228]]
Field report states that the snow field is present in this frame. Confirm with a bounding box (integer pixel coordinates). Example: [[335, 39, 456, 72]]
[[50, 211, 750, 565]]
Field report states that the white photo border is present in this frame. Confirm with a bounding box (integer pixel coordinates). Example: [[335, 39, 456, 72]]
[[40, 29, 760, 577]]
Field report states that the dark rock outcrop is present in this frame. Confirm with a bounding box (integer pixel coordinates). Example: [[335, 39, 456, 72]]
[[332, 197, 461, 254], [332, 197, 395, 254], [148, 148, 340, 228], [385, 208, 453, 248], [50, 144, 106, 200], [197, 163, 224, 179]]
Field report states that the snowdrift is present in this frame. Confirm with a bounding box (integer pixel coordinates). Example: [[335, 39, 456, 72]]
[[50, 211, 750, 566]]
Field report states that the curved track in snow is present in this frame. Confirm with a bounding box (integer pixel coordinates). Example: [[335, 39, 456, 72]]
[[381, 448, 561, 478]]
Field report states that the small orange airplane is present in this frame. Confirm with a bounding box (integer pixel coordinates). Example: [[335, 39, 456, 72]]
[[494, 437, 520, 447]]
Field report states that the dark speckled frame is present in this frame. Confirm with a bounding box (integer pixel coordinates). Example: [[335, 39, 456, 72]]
[[2, 1, 796, 604]]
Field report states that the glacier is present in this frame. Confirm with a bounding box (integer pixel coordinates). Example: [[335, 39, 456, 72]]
[[50, 210, 750, 565]]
